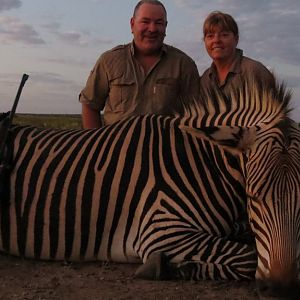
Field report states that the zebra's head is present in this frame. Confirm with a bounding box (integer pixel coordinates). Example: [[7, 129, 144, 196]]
[[181, 119, 300, 296], [181, 82, 300, 297], [246, 118, 300, 298]]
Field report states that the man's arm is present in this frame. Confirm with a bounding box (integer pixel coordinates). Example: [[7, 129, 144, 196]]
[[181, 59, 200, 97], [81, 103, 102, 129]]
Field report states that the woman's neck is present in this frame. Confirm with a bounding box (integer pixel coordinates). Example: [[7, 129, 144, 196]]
[[214, 54, 236, 84]]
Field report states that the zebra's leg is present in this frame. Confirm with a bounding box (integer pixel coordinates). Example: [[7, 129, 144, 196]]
[[174, 243, 257, 280], [134, 252, 171, 280], [135, 234, 257, 281]]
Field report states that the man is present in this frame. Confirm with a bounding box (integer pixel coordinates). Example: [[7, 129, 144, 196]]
[[79, 0, 199, 128]]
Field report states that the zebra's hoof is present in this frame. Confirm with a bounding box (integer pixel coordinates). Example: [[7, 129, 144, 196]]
[[134, 252, 169, 280]]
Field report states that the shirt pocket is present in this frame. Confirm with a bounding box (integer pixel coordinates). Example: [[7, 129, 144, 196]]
[[109, 75, 136, 111]]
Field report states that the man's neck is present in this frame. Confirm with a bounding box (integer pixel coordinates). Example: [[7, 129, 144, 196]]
[[134, 47, 163, 74]]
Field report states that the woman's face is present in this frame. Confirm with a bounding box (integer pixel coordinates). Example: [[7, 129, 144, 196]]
[[204, 25, 238, 63]]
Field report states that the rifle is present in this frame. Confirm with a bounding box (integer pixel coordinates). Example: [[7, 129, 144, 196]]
[[0, 74, 29, 198], [0, 74, 29, 160]]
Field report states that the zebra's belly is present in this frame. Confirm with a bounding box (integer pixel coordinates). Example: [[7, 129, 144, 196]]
[[0, 203, 141, 263]]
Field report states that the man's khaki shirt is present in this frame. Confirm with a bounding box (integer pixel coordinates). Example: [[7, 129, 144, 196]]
[[200, 49, 275, 97], [79, 42, 200, 125]]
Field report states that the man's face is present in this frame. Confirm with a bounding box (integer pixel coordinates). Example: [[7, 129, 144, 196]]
[[130, 3, 167, 55]]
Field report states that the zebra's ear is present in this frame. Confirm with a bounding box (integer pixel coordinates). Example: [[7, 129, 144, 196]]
[[179, 125, 257, 154]]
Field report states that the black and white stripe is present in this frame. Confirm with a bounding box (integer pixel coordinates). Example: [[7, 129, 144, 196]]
[[1, 111, 255, 280]]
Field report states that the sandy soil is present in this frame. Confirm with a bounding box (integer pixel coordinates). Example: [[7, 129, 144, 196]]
[[0, 253, 259, 300]]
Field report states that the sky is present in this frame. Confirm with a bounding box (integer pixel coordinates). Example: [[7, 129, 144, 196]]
[[1, 0, 300, 121]]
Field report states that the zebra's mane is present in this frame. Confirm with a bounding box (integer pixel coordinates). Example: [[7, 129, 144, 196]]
[[178, 76, 293, 128]]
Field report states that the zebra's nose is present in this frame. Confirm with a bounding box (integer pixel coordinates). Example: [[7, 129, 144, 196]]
[[257, 279, 300, 300]]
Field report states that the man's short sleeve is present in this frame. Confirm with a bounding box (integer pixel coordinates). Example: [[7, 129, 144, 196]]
[[79, 55, 109, 110]]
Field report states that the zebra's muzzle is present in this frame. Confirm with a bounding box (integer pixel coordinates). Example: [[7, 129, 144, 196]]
[[256, 278, 300, 300]]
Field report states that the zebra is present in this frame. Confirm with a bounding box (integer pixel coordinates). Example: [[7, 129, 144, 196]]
[[0, 78, 299, 296], [0, 112, 254, 279]]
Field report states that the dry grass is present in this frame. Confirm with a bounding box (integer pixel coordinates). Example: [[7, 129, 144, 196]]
[[14, 114, 82, 130]]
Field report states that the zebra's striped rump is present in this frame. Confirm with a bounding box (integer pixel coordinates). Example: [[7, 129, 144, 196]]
[[1, 113, 255, 281]]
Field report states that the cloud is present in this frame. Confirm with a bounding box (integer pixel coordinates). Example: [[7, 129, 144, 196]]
[[57, 31, 88, 45], [28, 72, 75, 86], [172, 0, 300, 66], [0, 0, 21, 11], [1, 71, 82, 114], [172, 0, 297, 13], [278, 74, 300, 89], [44, 57, 91, 69], [43, 21, 114, 47], [43, 21, 89, 45], [0, 16, 45, 45], [239, 15, 300, 66]]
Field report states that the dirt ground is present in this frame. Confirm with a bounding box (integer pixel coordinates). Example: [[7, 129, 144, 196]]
[[0, 253, 259, 300]]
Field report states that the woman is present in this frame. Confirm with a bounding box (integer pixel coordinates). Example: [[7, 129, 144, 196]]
[[200, 11, 275, 96]]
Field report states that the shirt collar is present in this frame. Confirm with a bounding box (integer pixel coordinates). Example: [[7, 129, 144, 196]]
[[130, 41, 167, 56], [208, 48, 243, 78]]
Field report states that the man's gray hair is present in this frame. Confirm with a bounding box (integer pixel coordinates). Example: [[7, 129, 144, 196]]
[[133, 0, 167, 18]]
